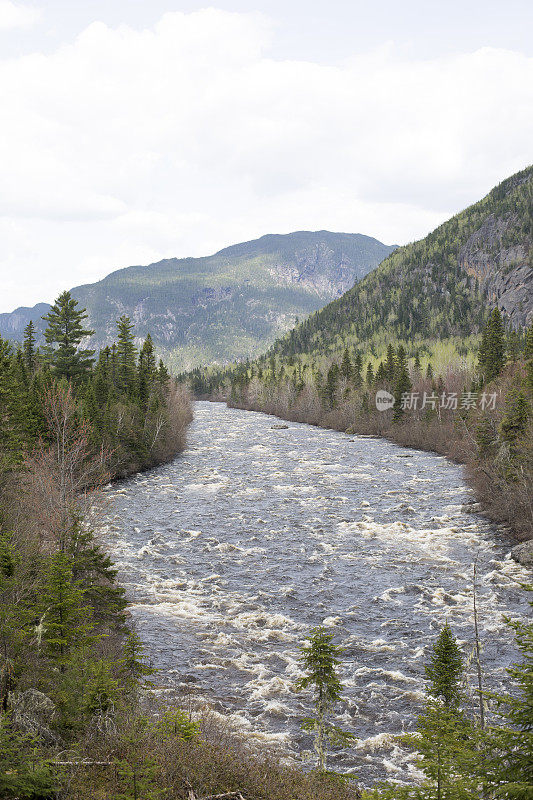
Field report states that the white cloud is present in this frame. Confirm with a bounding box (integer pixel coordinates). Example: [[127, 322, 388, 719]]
[[0, 0, 39, 30], [0, 8, 532, 310]]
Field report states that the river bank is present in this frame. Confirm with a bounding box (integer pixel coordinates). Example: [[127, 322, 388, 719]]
[[206, 364, 532, 550], [98, 401, 530, 785]]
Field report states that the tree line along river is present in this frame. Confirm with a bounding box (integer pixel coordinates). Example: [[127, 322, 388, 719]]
[[98, 401, 529, 784]]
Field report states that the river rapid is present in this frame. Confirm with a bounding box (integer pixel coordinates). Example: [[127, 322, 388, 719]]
[[98, 401, 530, 784]]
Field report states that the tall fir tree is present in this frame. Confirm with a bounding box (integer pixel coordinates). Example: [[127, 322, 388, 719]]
[[478, 307, 506, 383], [42, 291, 95, 381], [116, 316, 137, 397], [22, 320, 37, 375]]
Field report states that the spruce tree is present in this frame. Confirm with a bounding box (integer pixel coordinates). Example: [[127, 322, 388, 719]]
[[385, 344, 396, 380], [295, 626, 352, 771], [486, 592, 533, 798], [426, 622, 464, 708], [0, 338, 25, 472], [500, 387, 530, 451], [116, 316, 138, 397], [36, 552, 94, 672], [402, 624, 475, 800], [138, 335, 157, 411], [393, 366, 412, 422], [324, 363, 340, 408], [478, 307, 505, 383], [340, 348, 353, 381], [22, 320, 37, 375], [42, 291, 95, 381]]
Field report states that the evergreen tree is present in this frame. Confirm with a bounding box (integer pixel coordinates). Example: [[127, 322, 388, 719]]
[[500, 387, 530, 451], [524, 324, 533, 392], [116, 316, 138, 397], [295, 627, 352, 771], [353, 352, 363, 388], [385, 344, 396, 380], [157, 359, 168, 389], [478, 307, 506, 383], [426, 623, 464, 709], [0, 716, 55, 798], [0, 338, 25, 472], [22, 320, 37, 375], [376, 361, 387, 384], [402, 624, 475, 800], [486, 591, 533, 798], [366, 362, 374, 386], [393, 366, 412, 422], [42, 291, 95, 381], [324, 363, 340, 408], [138, 335, 157, 411], [340, 348, 353, 381], [36, 553, 94, 672]]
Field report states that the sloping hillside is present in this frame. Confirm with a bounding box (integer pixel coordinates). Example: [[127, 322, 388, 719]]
[[270, 167, 532, 360], [0, 231, 395, 371]]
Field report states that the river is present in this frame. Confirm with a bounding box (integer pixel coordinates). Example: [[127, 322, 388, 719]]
[[98, 401, 530, 784]]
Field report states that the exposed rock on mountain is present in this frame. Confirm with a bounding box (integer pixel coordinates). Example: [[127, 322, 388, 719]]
[[0, 231, 395, 371]]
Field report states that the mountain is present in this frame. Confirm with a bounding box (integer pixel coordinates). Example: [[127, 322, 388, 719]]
[[0, 231, 395, 371], [269, 166, 532, 361]]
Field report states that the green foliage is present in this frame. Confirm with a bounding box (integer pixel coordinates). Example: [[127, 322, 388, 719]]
[[295, 626, 353, 771], [425, 623, 465, 709], [485, 589, 533, 798], [42, 291, 95, 381], [478, 308, 506, 383], [0, 715, 55, 799]]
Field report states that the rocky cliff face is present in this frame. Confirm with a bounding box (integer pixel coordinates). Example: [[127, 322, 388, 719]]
[[459, 211, 532, 328]]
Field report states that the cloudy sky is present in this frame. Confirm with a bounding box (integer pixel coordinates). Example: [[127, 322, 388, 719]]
[[1, 0, 532, 312]]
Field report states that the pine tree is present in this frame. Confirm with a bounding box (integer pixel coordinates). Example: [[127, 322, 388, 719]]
[[366, 362, 374, 386], [295, 626, 353, 771], [116, 316, 138, 397], [42, 291, 95, 381]]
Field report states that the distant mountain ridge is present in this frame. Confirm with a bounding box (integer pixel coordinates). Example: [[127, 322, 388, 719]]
[[0, 230, 396, 371]]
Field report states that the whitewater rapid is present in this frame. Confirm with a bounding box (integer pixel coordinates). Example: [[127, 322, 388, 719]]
[[98, 401, 530, 784]]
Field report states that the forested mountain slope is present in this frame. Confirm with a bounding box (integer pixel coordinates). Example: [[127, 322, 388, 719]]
[[0, 231, 395, 371], [271, 166, 532, 360]]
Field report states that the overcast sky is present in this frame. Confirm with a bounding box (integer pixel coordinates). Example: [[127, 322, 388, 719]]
[[1, 0, 532, 312]]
